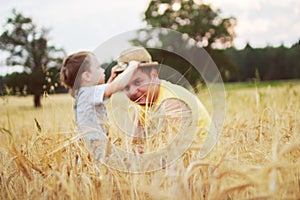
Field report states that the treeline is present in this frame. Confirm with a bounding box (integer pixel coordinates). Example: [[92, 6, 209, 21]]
[[1, 41, 300, 96], [0, 67, 66, 97], [225, 40, 300, 82]]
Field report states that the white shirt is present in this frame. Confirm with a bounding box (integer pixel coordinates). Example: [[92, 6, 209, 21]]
[[75, 84, 108, 141]]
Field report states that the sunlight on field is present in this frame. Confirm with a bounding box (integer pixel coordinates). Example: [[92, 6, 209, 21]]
[[0, 82, 299, 199], [0, 94, 75, 134]]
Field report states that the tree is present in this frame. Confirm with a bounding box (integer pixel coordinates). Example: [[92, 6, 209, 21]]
[[5, 72, 29, 96], [289, 40, 300, 78], [135, 0, 237, 83], [145, 0, 236, 49], [0, 9, 65, 107], [224, 40, 300, 82]]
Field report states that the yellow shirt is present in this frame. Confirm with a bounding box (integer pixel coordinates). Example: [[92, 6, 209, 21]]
[[138, 80, 211, 142]]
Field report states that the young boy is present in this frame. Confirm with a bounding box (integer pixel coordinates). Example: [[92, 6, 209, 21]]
[[60, 51, 138, 161]]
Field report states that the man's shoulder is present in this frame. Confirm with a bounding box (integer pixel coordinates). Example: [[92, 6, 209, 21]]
[[159, 80, 205, 110], [160, 80, 194, 97], [161, 79, 188, 90]]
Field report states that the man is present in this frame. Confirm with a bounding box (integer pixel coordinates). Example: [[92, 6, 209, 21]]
[[108, 47, 211, 153]]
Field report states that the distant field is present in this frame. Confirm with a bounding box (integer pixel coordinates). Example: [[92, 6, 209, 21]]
[[0, 81, 299, 199], [224, 79, 300, 90]]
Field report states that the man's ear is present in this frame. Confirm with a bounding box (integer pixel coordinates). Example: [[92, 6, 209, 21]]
[[150, 68, 158, 79], [81, 71, 91, 82]]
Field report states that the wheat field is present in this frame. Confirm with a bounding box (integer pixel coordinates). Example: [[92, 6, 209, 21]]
[[0, 81, 299, 199]]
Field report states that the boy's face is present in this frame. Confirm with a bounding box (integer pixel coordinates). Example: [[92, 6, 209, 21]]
[[87, 55, 105, 85], [124, 68, 159, 106]]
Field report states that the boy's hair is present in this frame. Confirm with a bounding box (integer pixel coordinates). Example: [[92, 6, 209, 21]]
[[60, 51, 94, 97]]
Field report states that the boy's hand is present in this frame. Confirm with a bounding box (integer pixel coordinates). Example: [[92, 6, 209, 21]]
[[104, 61, 139, 99], [107, 65, 126, 83], [127, 60, 139, 70], [107, 61, 139, 83]]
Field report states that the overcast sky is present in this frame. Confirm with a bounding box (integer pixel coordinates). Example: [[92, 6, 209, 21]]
[[0, 0, 300, 69]]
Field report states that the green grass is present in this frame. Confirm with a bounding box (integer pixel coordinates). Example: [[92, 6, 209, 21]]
[[224, 79, 300, 90]]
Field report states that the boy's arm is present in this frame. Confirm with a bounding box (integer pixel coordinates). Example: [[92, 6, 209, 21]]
[[107, 65, 126, 83], [104, 61, 138, 99]]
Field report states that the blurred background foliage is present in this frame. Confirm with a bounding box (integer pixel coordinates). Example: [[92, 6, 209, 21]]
[[1, 1, 300, 107]]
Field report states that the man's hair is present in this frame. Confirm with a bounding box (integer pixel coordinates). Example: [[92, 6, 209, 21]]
[[60, 51, 95, 97], [139, 67, 153, 77], [139, 65, 159, 77]]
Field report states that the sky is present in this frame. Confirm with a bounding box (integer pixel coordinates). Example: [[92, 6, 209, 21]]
[[0, 0, 300, 75]]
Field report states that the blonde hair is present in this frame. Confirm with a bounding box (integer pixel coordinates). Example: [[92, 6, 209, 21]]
[[60, 51, 94, 97]]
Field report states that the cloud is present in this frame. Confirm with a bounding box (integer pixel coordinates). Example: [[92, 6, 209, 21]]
[[205, 0, 300, 48], [1, 0, 299, 53], [1, 0, 149, 53]]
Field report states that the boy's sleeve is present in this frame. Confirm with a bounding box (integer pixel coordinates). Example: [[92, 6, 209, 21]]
[[92, 84, 108, 105]]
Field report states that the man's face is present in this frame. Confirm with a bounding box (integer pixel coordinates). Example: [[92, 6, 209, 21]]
[[124, 69, 159, 106]]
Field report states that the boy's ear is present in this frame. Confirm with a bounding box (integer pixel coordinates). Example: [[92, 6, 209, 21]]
[[81, 71, 91, 82]]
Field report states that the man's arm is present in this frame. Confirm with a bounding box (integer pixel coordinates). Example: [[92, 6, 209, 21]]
[[154, 99, 193, 134], [104, 61, 138, 99], [131, 98, 192, 154]]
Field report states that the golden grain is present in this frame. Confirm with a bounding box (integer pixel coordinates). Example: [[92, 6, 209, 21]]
[[0, 83, 299, 199]]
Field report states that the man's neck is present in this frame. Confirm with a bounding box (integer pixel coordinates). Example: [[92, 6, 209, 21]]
[[141, 80, 161, 107]]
